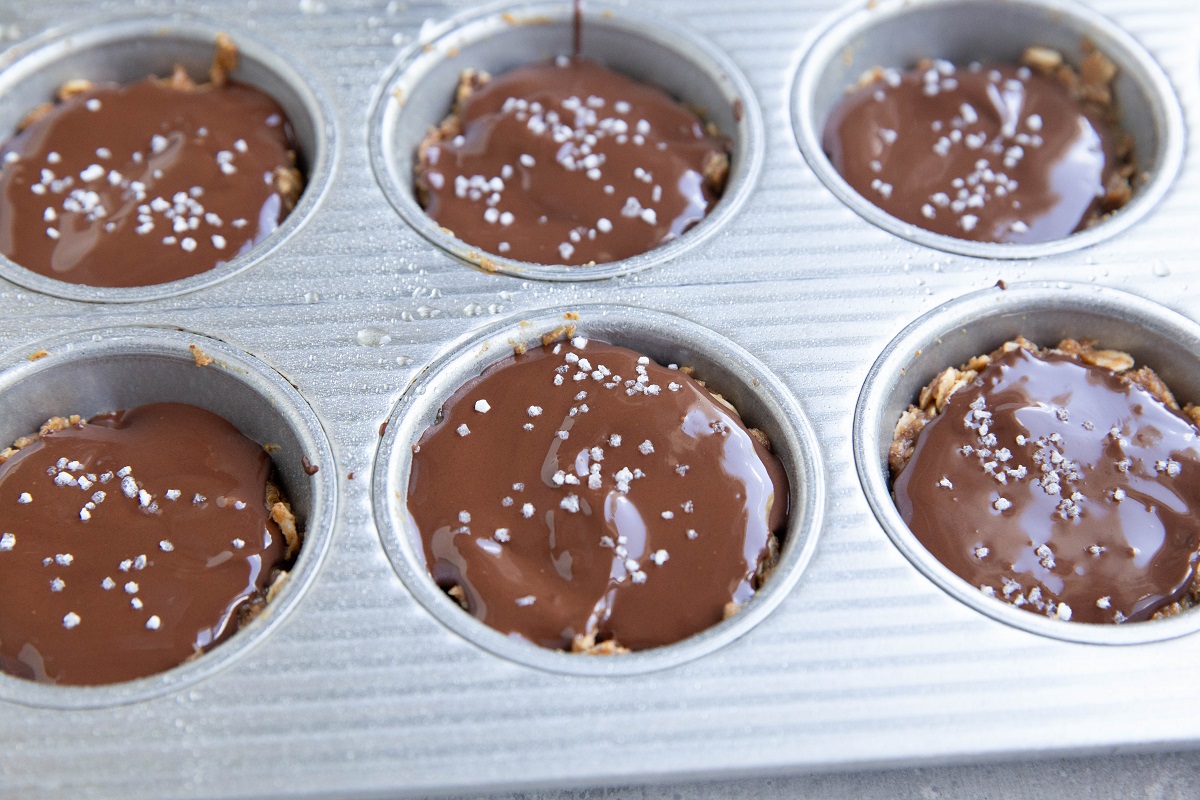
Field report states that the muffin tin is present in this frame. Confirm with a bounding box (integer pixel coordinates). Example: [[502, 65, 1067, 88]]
[[0, 328, 338, 708], [0, 16, 336, 302], [1, 0, 1199, 797], [370, 1, 763, 280], [855, 282, 1200, 644], [374, 304, 823, 676], [792, 0, 1186, 259]]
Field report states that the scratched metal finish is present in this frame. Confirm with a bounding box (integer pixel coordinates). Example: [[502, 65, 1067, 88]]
[[0, 0, 1197, 797]]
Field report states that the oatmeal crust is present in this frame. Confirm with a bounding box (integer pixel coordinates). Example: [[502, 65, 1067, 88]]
[[1018, 42, 1135, 214]]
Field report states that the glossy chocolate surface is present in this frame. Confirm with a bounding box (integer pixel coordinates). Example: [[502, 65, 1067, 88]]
[[0, 77, 298, 287], [893, 347, 1200, 623], [416, 57, 729, 266], [407, 338, 789, 651], [823, 62, 1117, 244], [0, 403, 288, 685]]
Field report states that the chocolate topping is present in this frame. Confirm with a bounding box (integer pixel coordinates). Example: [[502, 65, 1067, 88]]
[[415, 58, 729, 266], [0, 403, 291, 685], [893, 346, 1200, 624], [823, 61, 1123, 244], [0, 77, 301, 287], [407, 338, 789, 651]]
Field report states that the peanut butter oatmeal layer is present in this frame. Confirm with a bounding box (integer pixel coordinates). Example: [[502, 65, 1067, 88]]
[[823, 45, 1136, 244], [891, 339, 1200, 624], [415, 57, 730, 266], [407, 336, 788, 652], [0, 402, 298, 685], [0, 36, 303, 288]]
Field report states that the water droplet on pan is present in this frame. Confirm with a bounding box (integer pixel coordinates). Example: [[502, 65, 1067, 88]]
[[357, 327, 391, 347]]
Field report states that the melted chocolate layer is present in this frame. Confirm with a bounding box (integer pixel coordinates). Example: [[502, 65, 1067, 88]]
[[893, 347, 1200, 624], [823, 62, 1118, 244], [407, 339, 789, 651], [416, 58, 729, 266], [0, 403, 289, 685], [0, 78, 299, 287]]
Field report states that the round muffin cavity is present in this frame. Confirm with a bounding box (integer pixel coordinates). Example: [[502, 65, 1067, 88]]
[[406, 334, 788, 653], [0, 35, 303, 288], [890, 338, 1200, 624], [414, 56, 730, 267], [0, 402, 299, 685], [822, 46, 1135, 244]]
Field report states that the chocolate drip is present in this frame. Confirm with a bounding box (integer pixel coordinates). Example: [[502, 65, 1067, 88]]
[[0, 78, 299, 287], [407, 339, 789, 651], [893, 347, 1200, 624], [0, 403, 289, 685], [573, 0, 583, 58], [823, 62, 1117, 244], [416, 58, 729, 266]]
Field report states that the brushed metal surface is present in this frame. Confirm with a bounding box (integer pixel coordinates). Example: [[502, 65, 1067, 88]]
[[0, 0, 1196, 797]]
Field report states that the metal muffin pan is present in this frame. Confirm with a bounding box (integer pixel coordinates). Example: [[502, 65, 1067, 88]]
[[369, 1, 764, 281], [374, 304, 824, 676], [0, 0, 1199, 797], [0, 327, 338, 709], [791, 0, 1186, 261], [0, 16, 337, 303], [855, 281, 1200, 645]]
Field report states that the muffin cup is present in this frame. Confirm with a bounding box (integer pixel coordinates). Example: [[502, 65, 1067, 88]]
[[0, 15, 337, 303], [368, 1, 764, 281], [855, 282, 1200, 643], [373, 305, 824, 674], [0, 327, 337, 708], [791, 0, 1185, 260]]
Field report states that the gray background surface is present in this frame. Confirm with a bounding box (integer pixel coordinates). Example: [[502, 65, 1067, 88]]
[[502, 750, 1200, 799]]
